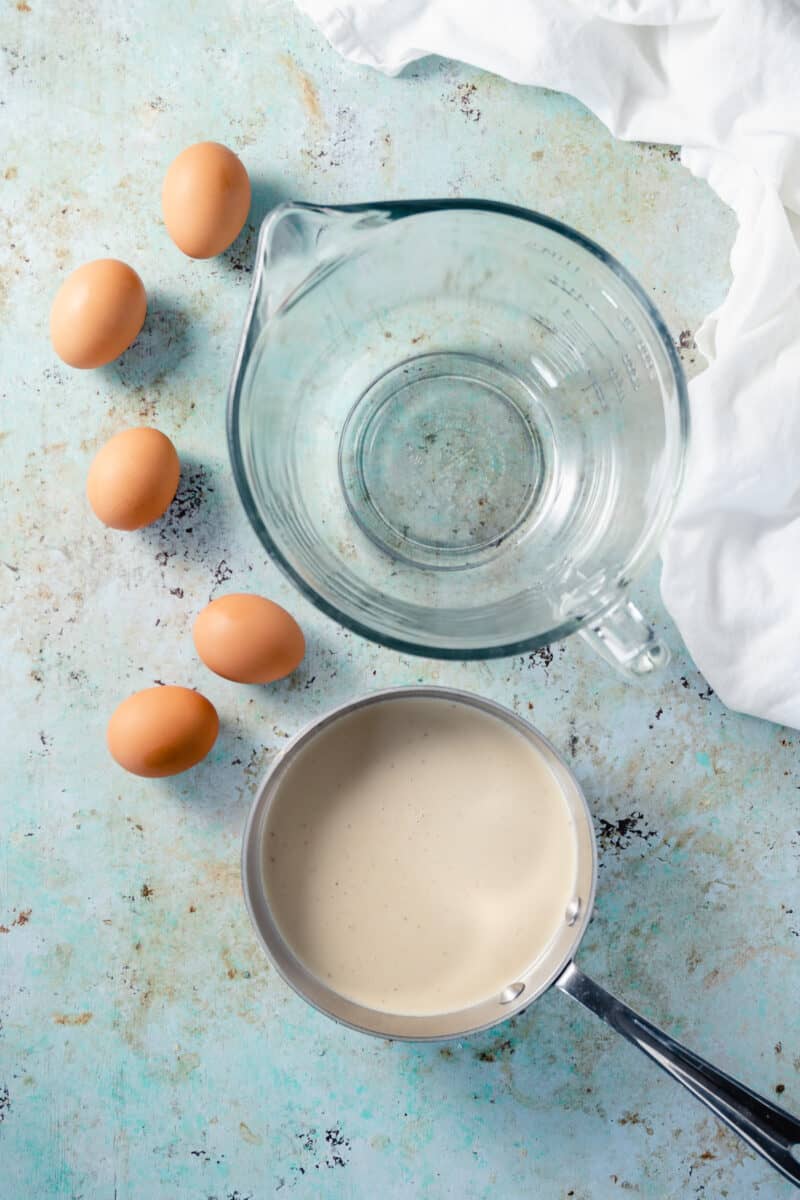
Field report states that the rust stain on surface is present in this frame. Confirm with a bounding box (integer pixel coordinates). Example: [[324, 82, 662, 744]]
[[300, 76, 322, 123], [618, 1110, 654, 1136], [53, 1012, 93, 1026], [281, 54, 325, 127], [1, 908, 31, 932], [203, 857, 240, 895], [702, 943, 796, 991], [379, 130, 394, 184], [239, 1121, 263, 1145], [476, 1038, 514, 1063], [448, 81, 481, 123]]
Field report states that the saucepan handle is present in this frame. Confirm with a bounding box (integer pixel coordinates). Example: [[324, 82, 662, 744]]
[[556, 962, 800, 1187]]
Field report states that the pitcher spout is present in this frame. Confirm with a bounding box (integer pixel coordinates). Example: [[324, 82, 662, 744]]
[[253, 201, 393, 323]]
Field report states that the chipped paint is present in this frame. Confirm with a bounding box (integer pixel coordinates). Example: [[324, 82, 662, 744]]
[[2, 1, 797, 1198]]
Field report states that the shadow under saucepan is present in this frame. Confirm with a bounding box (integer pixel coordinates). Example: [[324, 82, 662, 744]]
[[220, 175, 295, 277]]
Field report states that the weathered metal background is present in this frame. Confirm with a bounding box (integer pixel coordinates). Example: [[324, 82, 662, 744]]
[[2, 1, 797, 1196]]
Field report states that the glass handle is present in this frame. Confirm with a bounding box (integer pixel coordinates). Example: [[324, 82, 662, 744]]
[[556, 963, 800, 1187], [579, 598, 669, 679]]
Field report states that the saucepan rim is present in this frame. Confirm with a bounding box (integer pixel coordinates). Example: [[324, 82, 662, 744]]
[[241, 685, 598, 1041]]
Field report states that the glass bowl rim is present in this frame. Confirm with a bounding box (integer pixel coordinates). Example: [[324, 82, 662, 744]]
[[227, 197, 689, 660]]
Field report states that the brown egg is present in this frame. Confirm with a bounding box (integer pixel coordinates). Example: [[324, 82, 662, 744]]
[[193, 593, 305, 684], [107, 686, 219, 777], [50, 259, 147, 368], [162, 142, 251, 259], [87, 427, 180, 531]]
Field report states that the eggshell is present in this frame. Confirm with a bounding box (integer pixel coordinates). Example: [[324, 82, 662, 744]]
[[162, 142, 251, 259], [50, 259, 146, 368], [107, 686, 219, 777], [87, 427, 180, 531], [193, 593, 305, 684]]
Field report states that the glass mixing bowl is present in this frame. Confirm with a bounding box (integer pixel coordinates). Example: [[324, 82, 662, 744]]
[[228, 200, 688, 674]]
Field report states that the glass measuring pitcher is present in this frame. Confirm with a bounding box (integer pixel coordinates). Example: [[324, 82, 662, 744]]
[[228, 200, 688, 675]]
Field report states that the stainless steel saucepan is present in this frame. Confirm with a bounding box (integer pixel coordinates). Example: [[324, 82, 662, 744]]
[[242, 687, 800, 1186]]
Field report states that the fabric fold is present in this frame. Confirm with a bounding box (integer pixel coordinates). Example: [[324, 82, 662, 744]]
[[295, 0, 800, 726]]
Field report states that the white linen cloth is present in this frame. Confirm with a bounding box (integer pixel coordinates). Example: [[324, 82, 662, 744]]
[[295, 0, 800, 727]]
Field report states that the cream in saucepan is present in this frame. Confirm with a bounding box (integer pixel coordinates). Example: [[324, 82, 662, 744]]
[[262, 697, 578, 1016]]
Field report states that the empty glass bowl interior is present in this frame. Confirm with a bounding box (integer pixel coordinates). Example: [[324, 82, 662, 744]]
[[229, 201, 687, 658]]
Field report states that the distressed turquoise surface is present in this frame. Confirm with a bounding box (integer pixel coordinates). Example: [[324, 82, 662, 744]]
[[1, 1, 798, 1197]]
